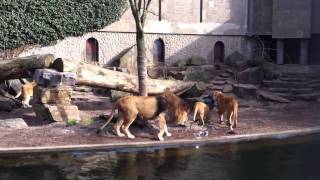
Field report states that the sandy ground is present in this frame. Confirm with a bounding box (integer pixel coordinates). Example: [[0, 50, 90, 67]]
[[0, 92, 319, 148]]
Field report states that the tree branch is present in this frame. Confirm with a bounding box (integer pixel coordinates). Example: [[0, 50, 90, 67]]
[[141, 0, 152, 27]]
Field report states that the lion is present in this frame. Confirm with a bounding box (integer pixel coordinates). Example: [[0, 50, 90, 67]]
[[15, 81, 37, 108], [160, 90, 190, 126], [193, 101, 209, 126], [97, 95, 172, 141], [213, 91, 238, 131]]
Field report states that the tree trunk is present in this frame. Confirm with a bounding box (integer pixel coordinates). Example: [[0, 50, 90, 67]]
[[0, 54, 55, 80], [52, 58, 195, 95], [136, 30, 148, 96]]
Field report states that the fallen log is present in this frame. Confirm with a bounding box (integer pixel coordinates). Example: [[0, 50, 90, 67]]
[[0, 54, 55, 81], [52, 58, 196, 95]]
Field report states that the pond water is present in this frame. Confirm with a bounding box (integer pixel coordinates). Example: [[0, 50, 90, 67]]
[[1, 134, 320, 180]]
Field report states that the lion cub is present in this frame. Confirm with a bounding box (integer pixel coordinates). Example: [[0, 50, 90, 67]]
[[213, 91, 238, 131], [15, 81, 37, 108], [193, 101, 209, 126]]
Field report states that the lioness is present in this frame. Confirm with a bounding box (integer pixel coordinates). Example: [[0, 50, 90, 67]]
[[213, 91, 238, 131], [161, 90, 190, 126], [193, 101, 209, 126], [15, 81, 37, 108], [98, 95, 172, 141]]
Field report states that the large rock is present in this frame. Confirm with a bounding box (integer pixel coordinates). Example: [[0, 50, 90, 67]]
[[238, 67, 264, 84], [262, 61, 276, 80], [189, 56, 207, 66], [183, 67, 211, 83], [233, 84, 258, 99], [225, 51, 245, 66], [172, 58, 189, 67], [33, 86, 72, 105], [234, 60, 249, 72], [180, 82, 208, 98], [33, 104, 80, 122], [0, 118, 28, 129], [257, 90, 290, 103], [119, 45, 154, 75], [33, 69, 77, 87], [173, 56, 207, 67], [0, 97, 17, 111]]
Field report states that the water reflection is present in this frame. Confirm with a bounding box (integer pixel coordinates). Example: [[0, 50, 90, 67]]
[[0, 135, 320, 180]]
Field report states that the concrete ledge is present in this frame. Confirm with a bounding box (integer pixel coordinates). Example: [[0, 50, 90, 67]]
[[1, 127, 320, 155]]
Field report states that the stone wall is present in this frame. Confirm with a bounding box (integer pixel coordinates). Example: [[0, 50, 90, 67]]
[[18, 32, 246, 66], [102, 0, 248, 35]]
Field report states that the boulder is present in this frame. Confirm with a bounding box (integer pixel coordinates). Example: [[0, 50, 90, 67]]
[[0, 118, 28, 129], [233, 84, 258, 99], [33, 86, 72, 105], [225, 51, 245, 66], [180, 82, 208, 98], [167, 71, 186, 80], [189, 56, 207, 66], [0, 97, 17, 112], [247, 56, 264, 67], [238, 67, 264, 84], [262, 61, 275, 80], [183, 67, 211, 83], [234, 60, 249, 72], [33, 104, 80, 122], [257, 90, 290, 103], [173, 58, 190, 67]]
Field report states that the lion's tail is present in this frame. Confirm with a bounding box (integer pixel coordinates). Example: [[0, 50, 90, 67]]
[[233, 102, 238, 128], [97, 101, 119, 133]]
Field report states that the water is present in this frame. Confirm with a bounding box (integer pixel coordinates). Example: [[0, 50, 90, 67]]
[[0, 134, 320, 180]]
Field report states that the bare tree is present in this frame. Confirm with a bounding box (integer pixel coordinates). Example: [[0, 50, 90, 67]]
[[128, 0, 152, 96]]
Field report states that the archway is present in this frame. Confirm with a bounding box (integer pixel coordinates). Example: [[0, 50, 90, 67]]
[[214, 41, 225, 64], [86, 38, 99, 63], [153, 38, 165, 65]]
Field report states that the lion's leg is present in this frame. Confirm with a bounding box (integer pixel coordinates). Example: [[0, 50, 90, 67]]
[[22, 96, 31, 108], [159, 113, 171, 137], [158, 115, 166, 141], [193, 106, 198, 122], [228, 112, 234, 131], [114, 116, 125, 137], [121, 114, 136, 139], [200, 111, 205, 126], [218, 112, 223, 124]]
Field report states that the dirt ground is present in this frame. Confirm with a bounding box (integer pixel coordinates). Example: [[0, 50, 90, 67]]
[[0, 91, 320, 148]]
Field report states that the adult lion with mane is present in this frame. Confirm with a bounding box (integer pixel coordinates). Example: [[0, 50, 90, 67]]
[[213, 91, 238, 132], [97, 91, 189, 141]]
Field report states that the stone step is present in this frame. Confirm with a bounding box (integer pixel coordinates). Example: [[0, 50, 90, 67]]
[[309, 83, 320, 89], [275, 93, 294, 100], [219, 72, 233, 78], [281, 72, 309, 78], [290, 88, 315, 94], [210, 80, 226, 85], [279, 76, 310, 82], [263, 80, 308, 88], [266, 87, 290, 93], [296, 92, 320, 101], [276, 92, 320, 101], [209, 85, 224, 91], [308, 79, 320, 84]]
